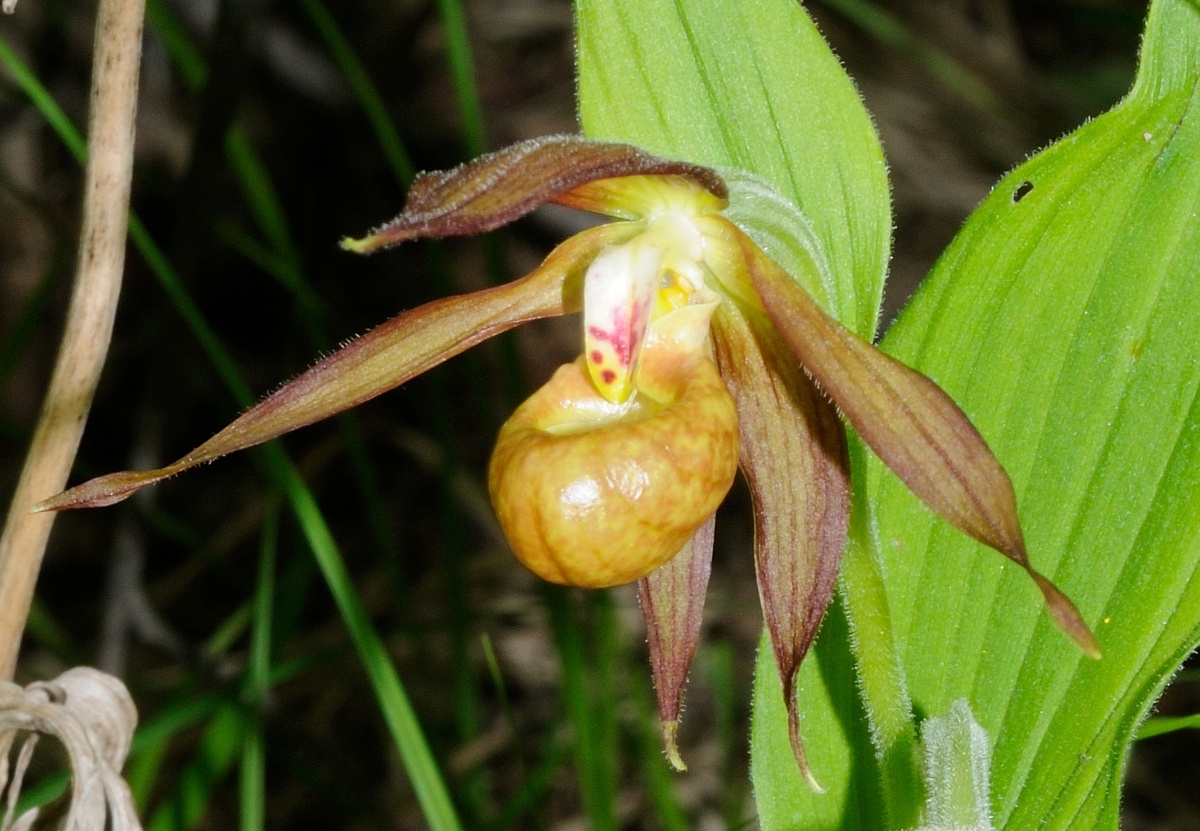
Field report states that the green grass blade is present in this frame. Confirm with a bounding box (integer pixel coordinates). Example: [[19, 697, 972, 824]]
[[418, 390, 489, 822], [239, 728, 266, 831], [280, 463, 463, 831], [213, 221, 321, 309], [589, 593, 621, 823], [148, 10, 457, 814], [544, 587, 616, 831], [1137, 714, 1200, 740], [434, 0, 488, 156], [23, 597, 78, 663], [144, 0, 205, 89], [239, 504, 275, 831], [147, 703, 249, 831], [129, 731, 171, 810], [203, 604, 252, 661], [148, 2, 415, 592], [480, 632, 516, 745], [132, 695, 224, 754], [0, 36, 86, 160], [705, 641, 747, 831], [297, 0, 415, 187], [222, 128, 300, 268], [174, 9, 486, 818], [0, 248, 67, 413]]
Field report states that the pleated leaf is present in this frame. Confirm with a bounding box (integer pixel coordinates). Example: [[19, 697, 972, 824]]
[[869, 2, 1200, 829]]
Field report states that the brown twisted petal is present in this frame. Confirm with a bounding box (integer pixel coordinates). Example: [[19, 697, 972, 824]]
[[637, 514, 715, 772], [726, 220, 1100, 659], [488, 347, 738, 589], [710, 299, 850, 792], [342, 135, 727, 252], [36, 222, 632, 513]]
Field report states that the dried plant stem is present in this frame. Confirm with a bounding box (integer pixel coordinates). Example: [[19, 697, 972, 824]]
[[0, 0, 145, 680]]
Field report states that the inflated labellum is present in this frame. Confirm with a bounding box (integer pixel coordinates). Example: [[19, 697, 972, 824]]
[[489, 304, 740, 588]]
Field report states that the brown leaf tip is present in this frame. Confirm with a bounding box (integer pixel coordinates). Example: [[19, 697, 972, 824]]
[[32, 469, 165, 512], [1031, 573, 1102, 660]]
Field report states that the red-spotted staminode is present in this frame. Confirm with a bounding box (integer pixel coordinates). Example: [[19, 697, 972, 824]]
[[38, 136, 1098, 785]]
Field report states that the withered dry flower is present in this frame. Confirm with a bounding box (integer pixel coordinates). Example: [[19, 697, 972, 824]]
[[37, 136, 1099, 785], [0, 667, 140, 831]]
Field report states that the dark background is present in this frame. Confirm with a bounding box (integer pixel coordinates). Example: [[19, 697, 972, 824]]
[[1, 1, 1196, 828]]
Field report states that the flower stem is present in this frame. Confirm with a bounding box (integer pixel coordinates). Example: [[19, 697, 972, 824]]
[[0, 0, 145, 680], [839, 433, 923, 827]]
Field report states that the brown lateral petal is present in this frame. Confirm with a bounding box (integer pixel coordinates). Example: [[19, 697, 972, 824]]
[[731, 225, 1100, 659], [36, 223, 629, 512], [711, 299, 850, 792], [342, 135, 726, 252], [637, 515, 715, 772]]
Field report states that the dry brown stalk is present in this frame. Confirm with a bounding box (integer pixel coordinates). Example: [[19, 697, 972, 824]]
[[0, 0, 146, 679]]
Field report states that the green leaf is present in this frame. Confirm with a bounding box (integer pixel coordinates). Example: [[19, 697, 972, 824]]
[[1137, 713, 1200, 741], [575, 0, 890, 338], [869, 1, 1200, 829], [751, 597, 886, 831]]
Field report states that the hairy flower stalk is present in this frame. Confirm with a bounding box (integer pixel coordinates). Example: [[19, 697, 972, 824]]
[[36, 136, 1100, 784]]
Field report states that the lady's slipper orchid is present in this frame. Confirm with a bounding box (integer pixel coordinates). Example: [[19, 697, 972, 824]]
[[37, 135, 1099, 784]]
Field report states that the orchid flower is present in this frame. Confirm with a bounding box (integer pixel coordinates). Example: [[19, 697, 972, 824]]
[[37, 136, 1098, 784]]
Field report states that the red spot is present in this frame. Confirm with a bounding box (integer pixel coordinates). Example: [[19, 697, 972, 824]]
[[587, 308, 637, 367], [601, 370, 617, 385], [591, 350, 604, 364]]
